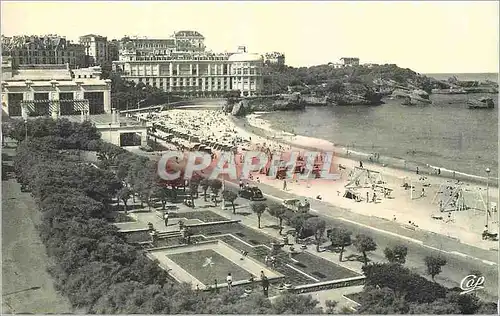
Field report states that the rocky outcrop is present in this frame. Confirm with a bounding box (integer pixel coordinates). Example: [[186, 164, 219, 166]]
[[301, 95, 330, 106], [225, 93, 307, 117], [224, 89, 384, 116]]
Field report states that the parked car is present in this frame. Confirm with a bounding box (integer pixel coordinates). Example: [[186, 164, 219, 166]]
[[238, 186, 266, 201], [282, 198, 310, 213]]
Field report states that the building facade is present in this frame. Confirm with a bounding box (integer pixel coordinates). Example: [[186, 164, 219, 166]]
[[340, 57, 360, 66], [107, 39, 120, 63], [79, 34, 108, 66], [1, 57, 111, 118], [262, 52, 285, 67], [113, 32, 263, 97], [1, 34, 85, 69]]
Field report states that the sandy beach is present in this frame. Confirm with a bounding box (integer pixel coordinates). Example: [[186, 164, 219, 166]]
[[148, 108, 499, 251]]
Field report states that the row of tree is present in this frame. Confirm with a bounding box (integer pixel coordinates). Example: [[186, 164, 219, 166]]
[[261, 63, 436, 95], [9, 117, 496, 314], [215, 197, 496, 314]]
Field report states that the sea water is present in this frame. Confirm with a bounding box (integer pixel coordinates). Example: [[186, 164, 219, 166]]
[[260, 73, 499, 179]]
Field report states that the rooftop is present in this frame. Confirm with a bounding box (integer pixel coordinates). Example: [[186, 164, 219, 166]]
[[228, 53, 263, 62], [2, 67, 72, 81], [80, 34, 107, 40], [174, 30, 204, 39], [64, 114, 146, 127]]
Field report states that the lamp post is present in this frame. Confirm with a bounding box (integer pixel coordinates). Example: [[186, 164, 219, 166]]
[[485, 168, 490, 227], [137, 99, 146, 110], [24, 119, 28, 140], [22, 104, 28, 141]]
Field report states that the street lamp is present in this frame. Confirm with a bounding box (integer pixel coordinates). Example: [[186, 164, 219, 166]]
[[24, 119, 28, 140], [21, 105, 28, 141], [485, 168, 490, 227], [137, 99, 146, 110]]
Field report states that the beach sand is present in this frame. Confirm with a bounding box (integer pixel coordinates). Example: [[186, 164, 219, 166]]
[[150, 109, 499, 250]]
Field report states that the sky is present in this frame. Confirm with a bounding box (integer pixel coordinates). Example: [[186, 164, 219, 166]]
[[1, 1, 499, 73]]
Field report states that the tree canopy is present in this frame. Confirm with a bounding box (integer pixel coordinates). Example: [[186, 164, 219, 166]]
[[11, 117, 329, 314]]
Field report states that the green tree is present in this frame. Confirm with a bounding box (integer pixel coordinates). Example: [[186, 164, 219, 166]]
[[353, 234, 377, 265], [117, 186, 132, 213], [424, 255, 447, 281], [304, 217, 326, 252], [200, 178, 210, 201], [271, 293, 323, 314], [250, 202, 267, 229], [329, 227, 352, 262], [267, 204, 287, 235], [324, 300, 338, 314], [356, 286, 410, 314], [290, 213, 309, 238], [383, 245, 408, 265], [189, 180, 200, 199], [222, 190, 238, 214], [209, 179, 223, 206]]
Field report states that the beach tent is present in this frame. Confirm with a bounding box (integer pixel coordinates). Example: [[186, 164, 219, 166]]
[[343, 189, 361, 201]]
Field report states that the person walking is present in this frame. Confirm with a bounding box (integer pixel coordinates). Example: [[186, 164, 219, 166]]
[[420, 188, 425, 198], [359, 161, 363, 168], [149, 229, 157, 246], [283, 179, 287, 191], [262, 275, 270, 297], [366, 192, 369, 203], [163, 212, 169, 228], [226, 273, 233, 291]]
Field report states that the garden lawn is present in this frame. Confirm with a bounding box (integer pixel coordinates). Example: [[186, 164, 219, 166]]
[[168, 249, 251, 286], [292, 252, 360, 280]]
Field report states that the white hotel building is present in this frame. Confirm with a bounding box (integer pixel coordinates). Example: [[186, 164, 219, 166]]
[[112, 32, 264, 97]]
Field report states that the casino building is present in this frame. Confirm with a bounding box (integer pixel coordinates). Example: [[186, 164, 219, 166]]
[[112, 31, 264, 97], [1, 57, 111, 118]]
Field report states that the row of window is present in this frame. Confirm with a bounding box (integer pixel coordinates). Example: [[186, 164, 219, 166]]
[[135, 42, 175, 49], [125, 68, 260, 76], [137, 77, 257, 85], [9, 49, 79, 56], [12, 57, 79, 65], [131, 56, 228, 61], [7, 91, 104, 116]]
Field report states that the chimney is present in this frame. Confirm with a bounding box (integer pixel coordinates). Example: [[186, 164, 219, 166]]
[[80, 110, 85, 122]]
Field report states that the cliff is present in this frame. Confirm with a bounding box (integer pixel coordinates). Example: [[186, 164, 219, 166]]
[[225, 93, 306, 116], [225, 89, 384, 116]]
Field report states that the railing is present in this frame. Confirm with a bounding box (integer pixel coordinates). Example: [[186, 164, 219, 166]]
[[289, 275, 366, 294]]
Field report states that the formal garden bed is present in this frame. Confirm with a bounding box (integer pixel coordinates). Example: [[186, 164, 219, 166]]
[[168, 249, 252, 286], [291, 252, 360, 281], [110, 212, 136, 223], [344, 292, 363, 305], [170, 210, 229, 222]]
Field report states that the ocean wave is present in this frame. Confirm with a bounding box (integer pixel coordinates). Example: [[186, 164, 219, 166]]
[[246, 113, 498, 183]]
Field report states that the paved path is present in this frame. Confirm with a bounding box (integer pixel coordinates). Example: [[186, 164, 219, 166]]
[[126, 144, 498, 300], [2, 148, 72, 313], [218, 181, 498, 302]]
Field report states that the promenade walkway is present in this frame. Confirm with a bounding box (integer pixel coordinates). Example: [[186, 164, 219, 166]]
[[2, 148, 72, 313], [221, 181, 498, 301]]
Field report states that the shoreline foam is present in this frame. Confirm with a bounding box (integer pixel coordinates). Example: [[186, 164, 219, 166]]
[[243, 113, 498, 187]]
